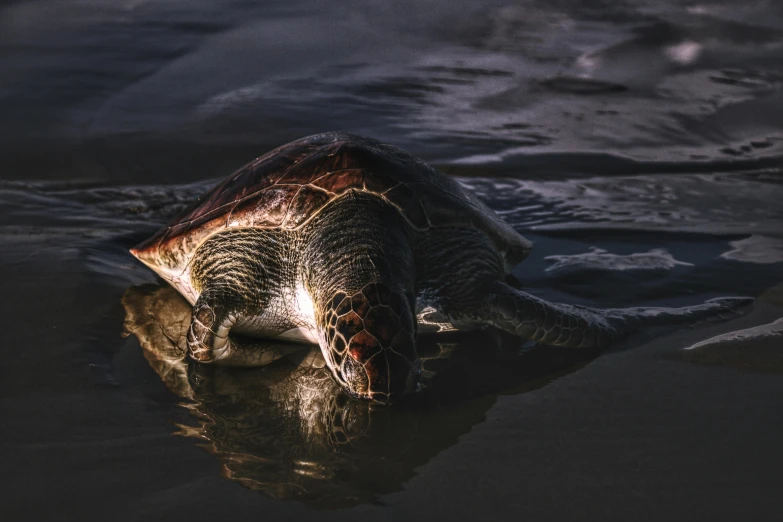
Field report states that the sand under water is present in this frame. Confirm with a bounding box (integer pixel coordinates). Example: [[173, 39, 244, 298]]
[[1, 0, 783, 520]]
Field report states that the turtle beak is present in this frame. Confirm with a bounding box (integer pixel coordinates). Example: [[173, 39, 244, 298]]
[[332, 347, 421, 405]]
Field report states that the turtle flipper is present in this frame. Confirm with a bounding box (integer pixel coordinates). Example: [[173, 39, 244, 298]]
[[187, 294, 297, 366], [187, 295, 235, 362], [185, 228, 292, 366], [484, 281, 753, 349]]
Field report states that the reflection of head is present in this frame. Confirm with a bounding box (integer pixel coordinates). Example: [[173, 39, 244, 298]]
[[122, 284, 591, 508]]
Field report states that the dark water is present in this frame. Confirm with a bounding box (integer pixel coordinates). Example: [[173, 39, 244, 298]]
[[2, 1, 783, 520]]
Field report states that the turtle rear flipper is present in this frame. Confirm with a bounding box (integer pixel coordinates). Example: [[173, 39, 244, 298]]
[[483, 281, 753, 349]]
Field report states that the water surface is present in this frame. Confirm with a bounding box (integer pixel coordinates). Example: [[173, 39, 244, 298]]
[[1, 0, 782, 520]]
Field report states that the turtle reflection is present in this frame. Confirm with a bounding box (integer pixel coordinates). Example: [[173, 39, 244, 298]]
[[122, 284, 593, 507]]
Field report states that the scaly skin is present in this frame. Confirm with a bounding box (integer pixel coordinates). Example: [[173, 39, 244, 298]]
[[483, 282, 752, 349]]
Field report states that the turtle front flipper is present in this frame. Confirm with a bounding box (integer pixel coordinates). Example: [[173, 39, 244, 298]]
[[187, 296, 237, 363], [484, 281, 753, 349], [187, 295, 297, 366]]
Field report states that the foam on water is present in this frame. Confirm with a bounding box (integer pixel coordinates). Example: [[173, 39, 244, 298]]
[[720, 235, 783, 264], [545, 247, 693, 274]]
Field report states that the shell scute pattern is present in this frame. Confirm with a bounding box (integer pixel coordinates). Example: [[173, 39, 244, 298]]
[[362, 170, 399, 193], [281, 185, 332, 229], [311, 168, 364, 193], [174, 140, 308, 225], [132, 132, 532, 274], [276, 149, 332, 184], [230, 185, 299, 227], [382, 184, 430, 229]]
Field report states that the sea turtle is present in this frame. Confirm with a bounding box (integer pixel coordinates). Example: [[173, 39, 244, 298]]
[[131, 132, 750, 403]]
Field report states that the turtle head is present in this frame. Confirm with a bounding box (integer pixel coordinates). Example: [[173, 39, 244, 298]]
[[320, 284, 421, 404]]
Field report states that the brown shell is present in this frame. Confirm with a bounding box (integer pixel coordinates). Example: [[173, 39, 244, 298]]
[[131, 132, 531, 273]]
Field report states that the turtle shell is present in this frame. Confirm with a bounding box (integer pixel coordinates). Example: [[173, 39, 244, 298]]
[[131, 132, 532, 275]]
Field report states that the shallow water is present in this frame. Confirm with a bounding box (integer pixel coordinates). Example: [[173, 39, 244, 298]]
[[1, 0, 783, 520]]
